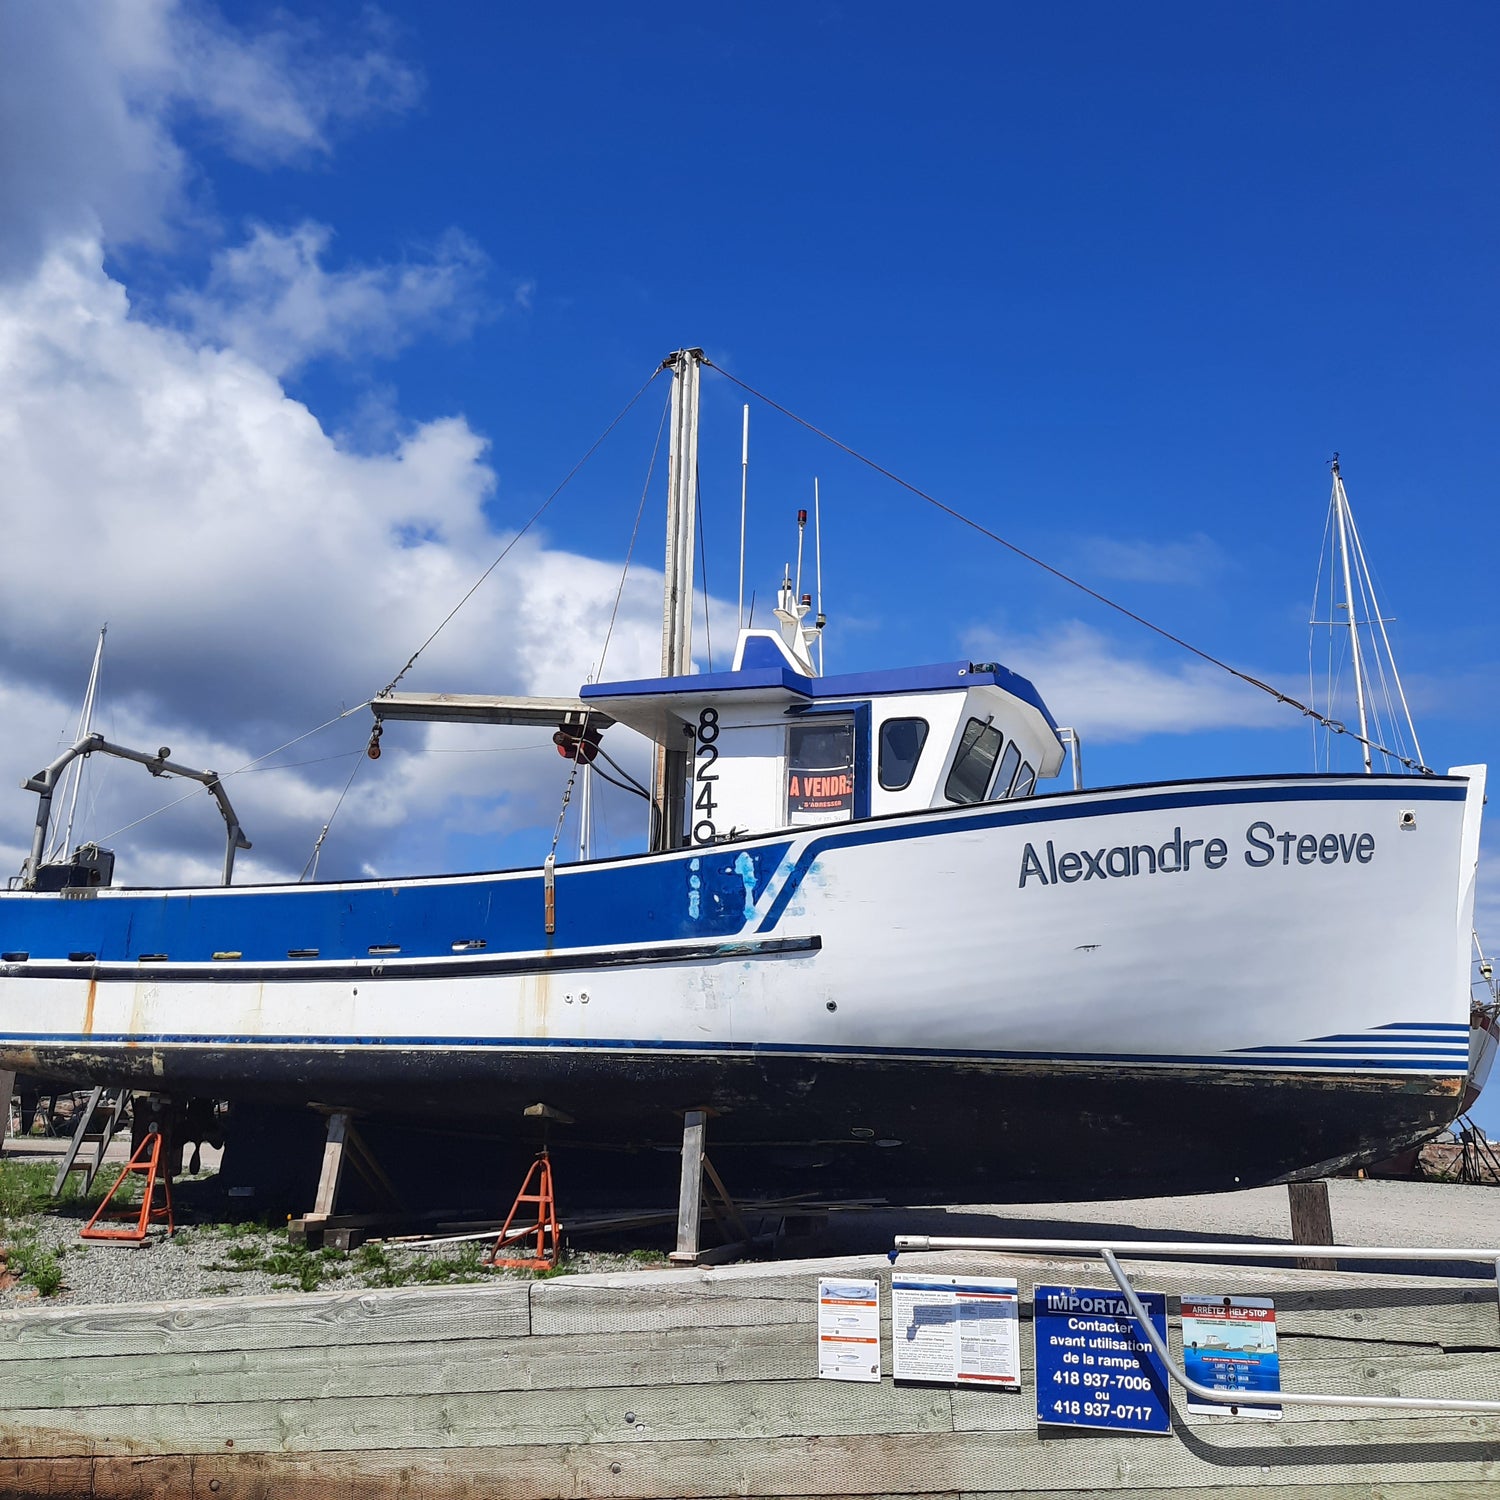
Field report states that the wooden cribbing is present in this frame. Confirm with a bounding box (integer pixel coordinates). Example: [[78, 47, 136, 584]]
[[0, 1251, 1496, 1496]]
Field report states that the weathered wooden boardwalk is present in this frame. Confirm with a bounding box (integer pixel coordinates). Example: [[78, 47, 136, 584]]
[[0, 1250, 1497, 1498]]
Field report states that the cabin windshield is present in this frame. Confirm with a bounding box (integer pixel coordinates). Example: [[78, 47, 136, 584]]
[[993, 740, 1022, 798], [945, 718, 1003, 805]]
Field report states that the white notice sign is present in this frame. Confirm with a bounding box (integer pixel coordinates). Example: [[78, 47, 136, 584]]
[[892, 1274, 1020, 1386], [817, 1277, 882, 1381]]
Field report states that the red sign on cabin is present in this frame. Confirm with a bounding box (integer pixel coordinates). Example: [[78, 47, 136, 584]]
[[788, 721, 856, 822]]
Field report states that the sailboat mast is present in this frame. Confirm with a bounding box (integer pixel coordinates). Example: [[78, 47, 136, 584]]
[[50, 624, 107, 863], [653, 347, 704, 849], [1331, 458, 1373, 774]]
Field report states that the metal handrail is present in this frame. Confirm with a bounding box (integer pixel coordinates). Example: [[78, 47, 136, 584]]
[[21, 733, 251, 887], [892, 1233, 1500, 1416]]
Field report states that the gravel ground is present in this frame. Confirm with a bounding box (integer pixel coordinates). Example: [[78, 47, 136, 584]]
[[0, 1142, 665, 1308], [0, 1208, 663, 1309], [3, 1171, 1498, 1309]]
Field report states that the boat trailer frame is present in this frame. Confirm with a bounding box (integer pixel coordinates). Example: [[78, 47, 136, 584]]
[[892, 1233, 1500, 1416]]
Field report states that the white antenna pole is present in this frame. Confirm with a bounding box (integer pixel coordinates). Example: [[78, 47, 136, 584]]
[[1331, 458, 1373, 773], [738, 405, 749, 631], [51, 625, 107, 863], [813, 477, 825, 675], [794, 507, 806, 605]]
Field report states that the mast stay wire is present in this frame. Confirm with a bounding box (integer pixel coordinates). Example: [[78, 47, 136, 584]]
[[301, 751, 364, 881], [696, 463, 713, 672], [90, 702, 373, 848], [1307, 497, 1336, 772], [92, 369, 668, 862], [1343, 495, 1423, 767], [704, 359, 1434, 775], [548, 385, 673, 861], [378, 364, 665, 701]]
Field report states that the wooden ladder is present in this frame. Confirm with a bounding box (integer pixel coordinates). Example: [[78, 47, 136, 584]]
[[51, 1088, 130, 1198]]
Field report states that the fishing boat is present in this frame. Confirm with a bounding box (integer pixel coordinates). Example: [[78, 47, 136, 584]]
[[0, 351, 1485, 1203]]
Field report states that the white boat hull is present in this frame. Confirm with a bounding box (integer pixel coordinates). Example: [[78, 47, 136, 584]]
[[0, 770, 1483, 1200]]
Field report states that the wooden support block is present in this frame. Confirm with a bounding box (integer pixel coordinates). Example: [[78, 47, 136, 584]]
[[0, 1070, 13, 1149], [669, 1109, 707, 1263], [311, 1111, 351, 1219], [1288, 1177, 1337, 1270]]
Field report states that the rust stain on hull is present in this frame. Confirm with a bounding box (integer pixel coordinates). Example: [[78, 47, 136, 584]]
[[81, 978, 97, 1038]]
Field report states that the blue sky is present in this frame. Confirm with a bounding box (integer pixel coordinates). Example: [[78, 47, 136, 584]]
[[1, 4, 1497, 1122]]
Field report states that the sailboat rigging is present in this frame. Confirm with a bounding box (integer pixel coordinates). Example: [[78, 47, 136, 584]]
[[1310, 456, 1426, 775]]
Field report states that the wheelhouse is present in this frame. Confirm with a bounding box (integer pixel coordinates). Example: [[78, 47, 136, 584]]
[[583, 627, 1066, 846]]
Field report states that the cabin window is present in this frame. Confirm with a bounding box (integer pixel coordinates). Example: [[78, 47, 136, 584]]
[[787, 720, 856, 825], [1014, 760, 1037, 797], [878, 717, 929, 792], [992, 740, 1022, 799], [945, 718, 1003, 805]]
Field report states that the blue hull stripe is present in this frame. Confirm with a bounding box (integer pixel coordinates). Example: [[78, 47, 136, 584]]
[[0, 773, 1470, 965], [0, 1032, 1465, 1073], [758, 779, 1468, 931]]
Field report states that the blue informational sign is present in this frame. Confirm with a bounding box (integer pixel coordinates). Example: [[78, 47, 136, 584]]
[[1181, 1296, 1282, 1419], [1033, 1284, 1172, 1434]]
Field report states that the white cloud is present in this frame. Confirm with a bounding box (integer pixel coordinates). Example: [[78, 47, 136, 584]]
[[0, 239, 664, 883], [173, 222, 490, 377], [1077, 532, 1227, 586], [169, 5, 421, 163], [0, 2, 639, 888], [967, 620, 1290, 742], [0, 1, 421, 278]]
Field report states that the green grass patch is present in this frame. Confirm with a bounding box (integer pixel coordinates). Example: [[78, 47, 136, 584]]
[[0, 1159, 70, 1219], [352, 1241, 492, 1288], [8, 1235, 64, 1298]]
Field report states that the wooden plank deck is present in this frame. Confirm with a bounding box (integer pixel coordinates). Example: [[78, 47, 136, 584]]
[[0, 1251, 1496, 1497]]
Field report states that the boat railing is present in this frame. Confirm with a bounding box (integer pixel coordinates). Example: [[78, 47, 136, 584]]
[[20, 733, 251, 888], [891, 1233, 1500, 1416]]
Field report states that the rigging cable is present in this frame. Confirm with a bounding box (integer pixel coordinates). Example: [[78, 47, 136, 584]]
[[301, 751, 365, 881], [704, 358, 1433, 774], [91, 703, 372, 847], [695, 463, 713, 672], [378, 365, 665, 700], [548, 386, 674, 860], [83, 371, 669, 863]]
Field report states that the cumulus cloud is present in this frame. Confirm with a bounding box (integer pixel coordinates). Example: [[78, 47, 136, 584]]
[[966, 620, 1289, 742], [172, 222, 490, 376], [0, 1, 421, 279], [0, 2, 656, 889], [0, 239, 663, 883]]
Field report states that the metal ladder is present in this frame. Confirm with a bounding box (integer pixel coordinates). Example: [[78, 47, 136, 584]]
[[51, 1088, 130, 1197]]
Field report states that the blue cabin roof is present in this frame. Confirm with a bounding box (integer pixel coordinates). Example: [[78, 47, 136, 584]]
[[582, 646, 1059, 733]]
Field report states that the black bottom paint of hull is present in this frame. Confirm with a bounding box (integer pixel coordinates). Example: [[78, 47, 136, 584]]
[[9, 1044, 1463, 1207]]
